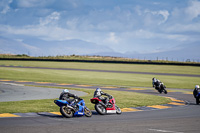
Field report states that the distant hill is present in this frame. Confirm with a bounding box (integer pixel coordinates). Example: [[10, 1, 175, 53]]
[[0, 36, 114, 56], [92, 43, 200, 61], [1, 36, 199, 62]]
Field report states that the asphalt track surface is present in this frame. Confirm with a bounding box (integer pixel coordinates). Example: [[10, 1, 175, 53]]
[[1, 65, 200, 77], [0, 83, 86, 102]]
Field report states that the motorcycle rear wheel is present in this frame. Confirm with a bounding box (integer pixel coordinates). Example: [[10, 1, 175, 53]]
[[84, 107, 92, 117], [115, 105, 122, 114], [95, 103, 106, 115], [60, 106, 74, 118], [158, 90, 162, 93]]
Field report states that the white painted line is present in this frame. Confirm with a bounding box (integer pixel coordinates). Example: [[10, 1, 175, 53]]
[[149, 129, 184, 133]]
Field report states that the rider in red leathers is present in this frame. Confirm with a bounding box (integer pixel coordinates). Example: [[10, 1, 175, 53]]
[[93, 88, 111, 107]]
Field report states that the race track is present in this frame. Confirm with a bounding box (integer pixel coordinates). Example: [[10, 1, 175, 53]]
[[0, 83, 86, 102], [0, 80, 199, 133]]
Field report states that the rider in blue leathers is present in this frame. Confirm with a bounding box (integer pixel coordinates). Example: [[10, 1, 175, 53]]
[[59, 89, 79, 106]]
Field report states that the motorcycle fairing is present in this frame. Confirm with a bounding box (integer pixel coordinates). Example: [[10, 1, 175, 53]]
[[54, 100, 69, 107], [74, 100, 86, 116], [54, 99, 86, 116]]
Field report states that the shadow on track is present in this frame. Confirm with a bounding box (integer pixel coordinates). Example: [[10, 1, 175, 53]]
[[37, 111, 99, 119]]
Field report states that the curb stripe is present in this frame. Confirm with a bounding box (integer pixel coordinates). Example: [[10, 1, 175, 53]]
[[0, 80, 11, 81], [76, 85, 92, 87], [147, 105, 171, 109], [34, 82, 51, 84], [121, 108, 142, 112], [58, 83, 73, 85], [167, 97, 184, 103], [182, 92, 193, 94], [0, 113, 20, 118], [102, 86, 117, 89], [15, 81, 30, 83], [127, 88, 146, 90], [167, 102, 185, 106], [49, 112, 62, 115]]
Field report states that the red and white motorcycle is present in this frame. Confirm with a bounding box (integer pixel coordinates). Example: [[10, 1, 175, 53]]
[[90, 95, 122, 115]]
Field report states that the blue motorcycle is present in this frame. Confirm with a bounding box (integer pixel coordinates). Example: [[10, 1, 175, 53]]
[[54, 98, 92, 118]]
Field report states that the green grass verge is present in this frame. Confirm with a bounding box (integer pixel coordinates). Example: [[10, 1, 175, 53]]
[[0, 67, 199, 89], [1, 60, 200, 75], [0, 87, 171, 113]]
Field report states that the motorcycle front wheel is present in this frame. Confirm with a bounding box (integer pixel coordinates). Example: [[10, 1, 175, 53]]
[[196, 98, 200, 105], [163, 89, 168, 94], [95, 103, 106, 115], [60, 106, 74, 118], [84, 107, 92, 117]]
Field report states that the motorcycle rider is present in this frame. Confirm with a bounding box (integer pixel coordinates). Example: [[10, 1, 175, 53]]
[[152, 77, 161, 88], [193, 85, 200, 98], [93, 88, 112, 107], [152, 77, 166, 91], [59, 89, 79, 107]]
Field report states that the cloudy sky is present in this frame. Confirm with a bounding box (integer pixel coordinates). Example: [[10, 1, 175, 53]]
[[0, 0, 200, 60]]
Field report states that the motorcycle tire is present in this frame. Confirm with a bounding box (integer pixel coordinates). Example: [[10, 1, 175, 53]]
[[115, 105, 122, 114], [196, 98, 199, 105], [60, 106, 74, 118], [163, 89, 168, 94], [95, 103, 106, 115], [84, 107, 92, 117]]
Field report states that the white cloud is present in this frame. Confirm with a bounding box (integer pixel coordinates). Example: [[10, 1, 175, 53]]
[[135, 29, 155, 39], [0, 24, 69, 40], [16, 0, 49, 8], [0, 0, 12, 14], [157, 10, 170, 24], [39, 12, 60, 26], [166, 23, 200, 33], [134, 5, 142, 16], [0, 0, 200, 58], [105, 32, 118, 44], [144, 9, 169, 25], [185, 0, 200, 20], [66, 18, 79, 30]]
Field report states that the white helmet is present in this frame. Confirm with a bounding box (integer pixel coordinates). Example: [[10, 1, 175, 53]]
[[152, 77, 156, 82], [63, 89, 69, 93], [96, 88, 101, 92], [195, 85, 199, 89]]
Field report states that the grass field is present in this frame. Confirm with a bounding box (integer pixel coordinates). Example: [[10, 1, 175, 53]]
[[1, 60, 200, 75], [0, 87, 171, 113], [0, 63, 199, 89]]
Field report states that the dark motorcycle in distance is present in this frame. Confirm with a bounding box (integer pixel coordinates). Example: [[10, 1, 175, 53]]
[[90, 95, 122, 115], [154, 82, 168, 94], [152, 78, 167, 94]]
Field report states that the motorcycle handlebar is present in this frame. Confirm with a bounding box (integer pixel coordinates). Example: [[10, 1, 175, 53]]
[[108, 95, 113, 99]]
